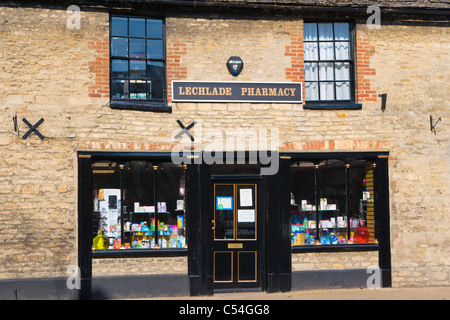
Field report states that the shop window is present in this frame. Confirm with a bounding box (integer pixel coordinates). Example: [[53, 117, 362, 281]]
[[92, 160, 186, 250], [303, 22, 361, 110], [290, 159, 375, 246], [110, 16, 170, 112]]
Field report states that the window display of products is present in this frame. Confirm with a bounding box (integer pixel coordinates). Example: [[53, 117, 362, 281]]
[[92, 160, 187, 250], [290, 159, 376, 246]]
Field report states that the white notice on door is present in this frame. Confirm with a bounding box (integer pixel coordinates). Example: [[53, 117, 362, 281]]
[[239, 188, 253, 207], [238, 209, 255, 223]]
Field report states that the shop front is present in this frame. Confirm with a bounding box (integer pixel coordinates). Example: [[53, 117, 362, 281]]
[[77, 150, 391, 299]]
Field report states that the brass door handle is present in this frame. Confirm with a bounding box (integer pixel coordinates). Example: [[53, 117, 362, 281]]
[[212, 220, 215, 230]]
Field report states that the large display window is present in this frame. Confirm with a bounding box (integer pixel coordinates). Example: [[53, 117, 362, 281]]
[[290, 158, 376, 246], [92, 160, 186, 250]]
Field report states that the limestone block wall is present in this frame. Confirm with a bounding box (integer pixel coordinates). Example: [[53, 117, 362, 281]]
[[0, 4, 448, 287], [292, 251, 379, 271]]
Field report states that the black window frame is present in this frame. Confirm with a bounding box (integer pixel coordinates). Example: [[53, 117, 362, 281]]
[[303, 21, 362, 110], [109, 15, 172, 113]]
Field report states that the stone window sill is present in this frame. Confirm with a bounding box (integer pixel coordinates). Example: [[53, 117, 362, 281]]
[[110, 100, 172, 113], [304, 103, 362, 110]]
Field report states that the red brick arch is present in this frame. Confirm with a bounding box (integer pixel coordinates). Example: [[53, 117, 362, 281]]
[[281, 140, 391, 151]]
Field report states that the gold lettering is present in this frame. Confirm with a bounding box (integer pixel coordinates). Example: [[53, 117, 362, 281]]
[[226, 87, 232, 96], [248, 88, 254, 96], [185, 87, 191, 95], [289, 88, 296, 96], [255, 88, 261, 96], [192, 87, 198, 95], [179, 87, 185, 95], [199, 87, 205, 95], [269, 88, 277, 96], [262, 88, 268, 96], [212, 87, 219, 95], [278, 88, 284, 96], [241, 88, 248, 96], [219, 88, 226, 95], [284, 88, 290, 96]]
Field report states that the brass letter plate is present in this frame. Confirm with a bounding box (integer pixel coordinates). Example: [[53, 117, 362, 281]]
[[228, 243, 243, 249]]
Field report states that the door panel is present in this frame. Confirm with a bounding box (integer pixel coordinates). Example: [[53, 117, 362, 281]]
[[213, 182, 261, 290], [238, 251, 257, 282], [214, 252, 233, 283]]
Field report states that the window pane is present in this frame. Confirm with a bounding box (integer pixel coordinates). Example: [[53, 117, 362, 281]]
[[291, 162, 317, 246], [149, 79, 165, 100], [336, 82, 351, 100], [130, 60, 146, 79], [92, 163, 120, 245], [129, 18, 146, 38], [111, 59, 129, 78], [319, 42, 334, 60], [147, 19, 164, 39], [319, 62, 334, 81], [147, 61, 165, 78], [334, 23, 350, 41], [335, 42, 350, 60], [111, 37, 128, 57], [318, 23, 333, 41], [129, 38, 145, 58], [349, 160, 376, 243], [215, 185, 235, 240], [236, 185, 256, 240], [305, 63, 318, 81], [129, 80, 148, 100], [317, 160, 346, 244], [320, 82, 334, 100], [111, 80, 128, 99], [147, 40, 164, 59], [304, 42, 318, 61], [155, 162, 186, 248], [305, 82, 319, 101], [111, 17, 128, 37], [335, 62, 350, 81], [303, 23, 317, 41]]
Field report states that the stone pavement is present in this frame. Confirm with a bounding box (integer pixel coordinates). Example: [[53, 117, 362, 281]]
[[147, 286, 450, 300]]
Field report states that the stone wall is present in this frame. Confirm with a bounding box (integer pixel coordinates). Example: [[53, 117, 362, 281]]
[[292, 251, 379, 271], [92, 257, 187, 276], [0, 5, 449, 287]]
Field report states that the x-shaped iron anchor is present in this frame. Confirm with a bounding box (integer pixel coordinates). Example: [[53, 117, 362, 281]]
[[22, 118, 45, 140], [174, 120, 196, 142]]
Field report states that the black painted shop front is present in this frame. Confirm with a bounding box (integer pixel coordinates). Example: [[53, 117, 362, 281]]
[[78, 151, 391, 299]]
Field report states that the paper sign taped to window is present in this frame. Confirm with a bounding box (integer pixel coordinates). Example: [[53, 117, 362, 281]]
[[238, 209, 255, 223], [239, 188, 253, 207]]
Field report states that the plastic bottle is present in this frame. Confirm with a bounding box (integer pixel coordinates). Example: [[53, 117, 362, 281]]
[[331, 233, 337, 245]]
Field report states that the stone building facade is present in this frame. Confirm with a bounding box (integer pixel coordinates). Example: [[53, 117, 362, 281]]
[[0, 0, 449, 299]]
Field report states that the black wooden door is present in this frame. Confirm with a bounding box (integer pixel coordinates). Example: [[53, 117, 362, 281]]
[[212, 182, 262, 290]]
